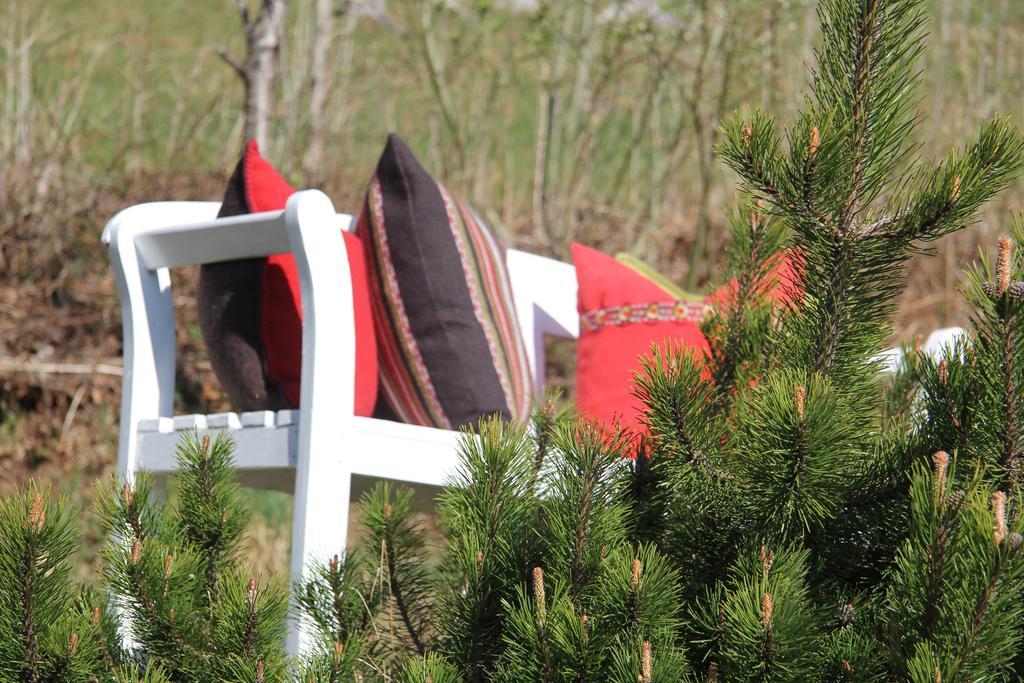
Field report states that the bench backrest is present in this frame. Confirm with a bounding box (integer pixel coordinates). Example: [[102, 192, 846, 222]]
[[101, 191, 579, 472]]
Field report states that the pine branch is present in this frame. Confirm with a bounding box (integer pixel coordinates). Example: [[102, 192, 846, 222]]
[[542, 422, 630, 609], [783, 387, 810, 530], [962, 230, 1024, 491], [706, 202, 786, 411], [436, 419, 538, 679], [531, 567, 555, 682], [20, 498, 41, 683], [570, 449, 598, 604], [999, 310, 1020, 492], [362, 482, 433, 660], [0, 486, 82, 681], [122, 537, 195, 660], [176, 434, 247, 603], [328, 557, 350, 638], [837, 0, 881, 235], [382, 537, 425, 656], [296, 551, 376, 650], [918, 453, 954, 642], [528, 396, 570, 498], [241, 578, 259, 658]]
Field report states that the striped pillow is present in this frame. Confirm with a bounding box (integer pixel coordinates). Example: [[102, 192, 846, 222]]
[[357, 134, 532, 429]]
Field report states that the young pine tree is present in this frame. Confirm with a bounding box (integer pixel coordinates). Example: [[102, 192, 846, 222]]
[[0, 485, 116, 681], [99, 433, 290, 681], [625, 0, 1024, 678]]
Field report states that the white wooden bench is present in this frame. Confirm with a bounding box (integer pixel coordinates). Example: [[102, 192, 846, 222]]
[[101, 189, 578, 652], [103, 188, 964, 652]]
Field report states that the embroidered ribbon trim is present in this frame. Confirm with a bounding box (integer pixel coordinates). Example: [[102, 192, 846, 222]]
[[580, 301, 713, 333]]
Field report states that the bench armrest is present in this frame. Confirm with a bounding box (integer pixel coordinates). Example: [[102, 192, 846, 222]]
[[101, 199, 354, 267], [104, 190, 357, 486], [506, 249, 579, 394]]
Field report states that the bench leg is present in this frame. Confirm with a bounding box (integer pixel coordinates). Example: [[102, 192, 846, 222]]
[[286, 456, 352, 656]]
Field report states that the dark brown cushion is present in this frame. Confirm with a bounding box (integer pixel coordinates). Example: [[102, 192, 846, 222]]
[[356, 134, 533, 429], [198, 141, 378, 414]]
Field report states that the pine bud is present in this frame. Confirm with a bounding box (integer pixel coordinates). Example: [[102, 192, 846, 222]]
[[69, 632, 79, 655], [842, 660, 852, 673], [256, 659, 265, 683], [760, 544, 774, 574], [122, 482, 134, 508], [581, 613, 589, 637], [201, 434, 210, 456], [333, 640, 344, 664], [749, 210, 759, 231], [248, 577, 258, 606], [640, 641, 652, 683], [993, 491, 1008, 546], [795, 386, 805, 422], [329, 554, 339, 573], [839, 602, 854, 626], [951, 175, 960, 202], [92, 606, 101, 626], [742, 123, 753, 149], [708, 662, 718, 683], [532, 567, 546, 625], [600, 544, 607, 559], [162, 553, 173, 597], [938, 359, 948, 387], [809, 126, 820, 155], [932, 451, 950, 504], [934, 667, 941, 683], [169, 607, 175, 623], [476, 549, 484, 572], [383, 503, 392, 517], [999, 236, 1013, 296], [28, 493, 45, 533], [631, 558, 642, 589], [131, 539, 142, 566], [761, 592, 774, 629]]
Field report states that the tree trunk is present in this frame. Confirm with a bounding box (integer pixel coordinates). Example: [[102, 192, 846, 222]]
[[220, 0, 287, 150], [302, 0, 333, 179]]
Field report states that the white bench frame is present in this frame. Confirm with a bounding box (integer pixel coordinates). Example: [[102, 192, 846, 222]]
[[103, 189, 965, 653], [101, 190, 578, 653]]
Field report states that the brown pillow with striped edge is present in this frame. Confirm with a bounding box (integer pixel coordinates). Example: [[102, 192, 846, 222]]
[[357, 134, 532, 429]]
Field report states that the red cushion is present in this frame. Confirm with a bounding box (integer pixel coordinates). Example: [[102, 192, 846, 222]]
[[572, 244, 712, 436], [573, 244, 800, 437], [243, 141, 378, 415]]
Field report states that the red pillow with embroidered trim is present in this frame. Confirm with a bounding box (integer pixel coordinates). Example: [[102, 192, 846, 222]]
[[572, 244, 798, 437], [572, 244, 712, 436], [197, 140, 378, 415]]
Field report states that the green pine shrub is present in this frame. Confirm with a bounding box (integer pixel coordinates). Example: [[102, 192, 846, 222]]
[[5, 0, 1024, 680]]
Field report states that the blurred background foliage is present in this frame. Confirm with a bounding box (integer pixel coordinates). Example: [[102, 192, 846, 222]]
[[2, 0, 1024, 575]]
